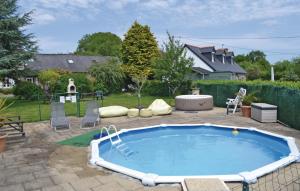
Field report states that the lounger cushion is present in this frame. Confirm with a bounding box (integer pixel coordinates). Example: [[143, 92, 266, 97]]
[[99, 106, 128, 118], [148, 99, 172, 116]]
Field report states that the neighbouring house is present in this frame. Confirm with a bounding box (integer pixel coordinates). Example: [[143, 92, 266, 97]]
[[184, 44, 247, 80], [0, 54, 111, 88]]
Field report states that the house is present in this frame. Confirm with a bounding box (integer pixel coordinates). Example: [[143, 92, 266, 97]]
[[184, 44, 246, 80], [0, 54, 111, 88]]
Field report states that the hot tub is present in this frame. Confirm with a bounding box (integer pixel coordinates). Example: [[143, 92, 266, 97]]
[[175, 95, 213, 111]]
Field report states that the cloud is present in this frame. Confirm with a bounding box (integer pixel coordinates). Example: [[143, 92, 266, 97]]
[[19, 0, 300, 26], [261, 19, 279, 26], [33, 11, 56, 25], [37, 36, 75, 53]]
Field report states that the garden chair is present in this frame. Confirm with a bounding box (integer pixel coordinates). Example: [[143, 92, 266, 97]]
[[50, 102, 70, 131], [80, 101, 100, 129], [226, 88, 247, 114]]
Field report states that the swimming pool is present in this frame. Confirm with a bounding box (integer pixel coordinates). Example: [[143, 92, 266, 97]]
[[90, 124, 300, 185]]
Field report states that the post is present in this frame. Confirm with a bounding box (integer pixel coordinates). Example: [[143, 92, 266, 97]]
[[37, 93, 42, 121], [271, 66, 275, 81], [242, 182, 249, 191], [76, 93, 80, 117]]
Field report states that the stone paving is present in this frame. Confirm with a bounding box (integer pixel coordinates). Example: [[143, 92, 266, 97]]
[[1, 107, 300, 191]]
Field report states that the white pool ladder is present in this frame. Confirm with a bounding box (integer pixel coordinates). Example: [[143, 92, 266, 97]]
[[100, 125, 135, 158]]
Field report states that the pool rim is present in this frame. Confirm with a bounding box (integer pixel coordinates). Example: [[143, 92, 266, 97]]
[[90, 123, 300, 185]]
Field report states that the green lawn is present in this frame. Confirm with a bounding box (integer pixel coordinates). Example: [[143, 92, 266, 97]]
[[5, 94, 174, 122]]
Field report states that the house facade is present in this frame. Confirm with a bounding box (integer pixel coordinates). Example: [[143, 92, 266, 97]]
[[184, 44, 246, 80], [0, 54, 111, 88]]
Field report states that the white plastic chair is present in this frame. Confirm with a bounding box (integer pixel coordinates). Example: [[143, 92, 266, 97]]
[[226, 88, 247, 114]]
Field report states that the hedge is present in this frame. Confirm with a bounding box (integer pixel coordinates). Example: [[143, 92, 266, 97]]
[[195, 80, 300, 130], [143, 80, 192, 96]]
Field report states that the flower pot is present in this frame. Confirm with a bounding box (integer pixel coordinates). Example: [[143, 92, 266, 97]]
[[0, 133, 7, 153], [241, 106, 251, 118]]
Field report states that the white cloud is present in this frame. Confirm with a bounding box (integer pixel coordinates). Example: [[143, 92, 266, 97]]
[[37, 36, 75, 53], [33, 11, 56, 25], [20, 0, 300, 26]]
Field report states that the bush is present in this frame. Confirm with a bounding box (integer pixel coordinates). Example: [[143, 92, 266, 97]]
[[53, 73, 94, 94], [13, 81, 44, 100], [0, 88, 14, 95], [195, 80, 300, 90], [195, 80, 300, 130], [143, 80, 192, 96]]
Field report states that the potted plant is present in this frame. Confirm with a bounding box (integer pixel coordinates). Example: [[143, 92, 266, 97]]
[[0, 98, 13, 152], [241, 92, 258, 118]]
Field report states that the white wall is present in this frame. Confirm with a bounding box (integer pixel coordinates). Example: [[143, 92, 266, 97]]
[[185, 48, 214, 72]]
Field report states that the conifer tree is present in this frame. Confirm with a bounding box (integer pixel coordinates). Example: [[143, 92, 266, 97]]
[[0, 0, 36, 78]]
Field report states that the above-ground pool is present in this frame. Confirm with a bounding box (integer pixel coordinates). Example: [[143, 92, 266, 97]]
[[90, 124, 300, 185]]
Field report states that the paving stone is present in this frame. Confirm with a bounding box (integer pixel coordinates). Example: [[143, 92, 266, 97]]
[[6, 173, 35, 184], [70, 177, 101, 191], [59, 183, 76, 191], [92, 182, 126, 191], [114, 175, 143, 190], [34, 168, 60, 179], [19, 164, 45, 173], [24, 177, 54, 190], [0, 184, 25, 191], [50, 173, 80, 185]]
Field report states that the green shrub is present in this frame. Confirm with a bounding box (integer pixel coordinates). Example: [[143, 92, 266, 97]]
[[13, 81, 44, 100], [143, 80, 192, 96], [195, 80, 300, 90], [53, 73, 94, 94], [0, 88, 14, 95], [195, 80, 300, 130]]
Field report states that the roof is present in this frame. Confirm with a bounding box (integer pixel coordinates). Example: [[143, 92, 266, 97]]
[[192, 67, 211, 74], [26, 54, 111, 73], [185, 44, 246, 74], [199, 46, 215, 53]]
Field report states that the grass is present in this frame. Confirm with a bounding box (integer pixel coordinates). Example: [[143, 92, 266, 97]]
[[5, 93, 174, 122]]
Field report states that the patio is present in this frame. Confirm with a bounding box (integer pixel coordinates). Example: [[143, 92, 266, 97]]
[[1, 107, 300, 191]]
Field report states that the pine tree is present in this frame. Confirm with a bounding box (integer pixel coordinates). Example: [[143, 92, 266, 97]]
[[121, 21, 159, 108], [0, 0, 36, 78]]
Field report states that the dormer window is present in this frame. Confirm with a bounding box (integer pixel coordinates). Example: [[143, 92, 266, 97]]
[[231, 56, 234, 65], [67, 59, 74, 64], [212, 52, 215, 62], [222, 54, 225, 64]]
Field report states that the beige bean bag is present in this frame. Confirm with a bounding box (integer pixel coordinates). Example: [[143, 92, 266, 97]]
[[148, 99, 172, 116], [99, 106, 128, 118], [128, 108, 139, 118], [140, 108, 152, 117]]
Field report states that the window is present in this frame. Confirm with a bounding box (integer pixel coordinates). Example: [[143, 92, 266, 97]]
[[212, 52, 215, 62], [26, 77, 33, 83]]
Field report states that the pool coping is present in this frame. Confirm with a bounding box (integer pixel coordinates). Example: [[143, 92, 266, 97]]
[[90, 123, 300, 186]]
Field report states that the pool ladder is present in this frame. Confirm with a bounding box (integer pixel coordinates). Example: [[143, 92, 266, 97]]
[[100, 125, 135, 158]]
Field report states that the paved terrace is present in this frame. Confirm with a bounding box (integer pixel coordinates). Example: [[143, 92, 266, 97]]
[[1, 107, 300, 191]]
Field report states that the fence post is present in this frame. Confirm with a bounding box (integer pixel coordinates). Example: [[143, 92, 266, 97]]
[[37, 93, 42, 121], [76, 93, 80, 117], [242, 182, 249, 191]]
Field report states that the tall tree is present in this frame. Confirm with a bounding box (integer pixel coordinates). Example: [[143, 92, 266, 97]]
[[154, 32, 193, 96], [75, 32, 122, 57], [121, 21, 159, 108], [235, 50, 271, 80], [0, 0, 36, 79]]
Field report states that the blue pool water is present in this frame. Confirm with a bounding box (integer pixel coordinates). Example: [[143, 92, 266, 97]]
[[99, 126, 290, 176]]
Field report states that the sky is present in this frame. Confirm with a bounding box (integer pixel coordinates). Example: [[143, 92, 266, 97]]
[[18, 0, 300, 64]]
